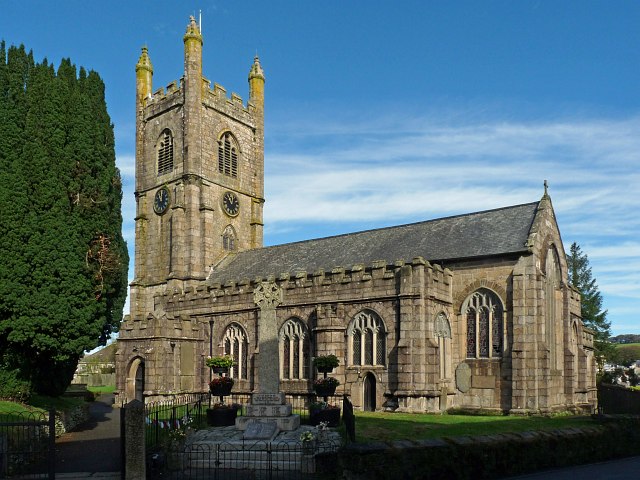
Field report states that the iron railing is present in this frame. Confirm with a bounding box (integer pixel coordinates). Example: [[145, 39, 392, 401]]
[[0, 409, 55, 479]]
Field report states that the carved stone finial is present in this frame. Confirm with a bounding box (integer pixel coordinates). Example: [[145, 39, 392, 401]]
[[544, 179, 549, 196]]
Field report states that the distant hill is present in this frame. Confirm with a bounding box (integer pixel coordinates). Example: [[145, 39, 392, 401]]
[[610, 334, 640, 344]]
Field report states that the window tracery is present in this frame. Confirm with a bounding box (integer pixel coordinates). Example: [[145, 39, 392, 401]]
[[222, 225, 236, 251], [222, 323, 248, 379], [279, 318, 310, 380], [348, 310, 386, 366], [463, 289, 503, 359]]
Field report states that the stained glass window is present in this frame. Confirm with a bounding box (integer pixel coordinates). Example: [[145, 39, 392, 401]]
[[467, 309, 476, 358], [463, 289, 504, 359]]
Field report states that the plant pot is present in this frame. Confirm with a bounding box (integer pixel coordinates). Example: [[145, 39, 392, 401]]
[[209, 383, 233, 396], [206, 406, 238, 427], [309, 407, 340, 427], [211, 366, 229, 374], [316, 366, 334, 374], [313, 384, 337, 397]]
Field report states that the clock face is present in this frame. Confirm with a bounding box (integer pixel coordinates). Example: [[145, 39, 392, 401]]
[[153, 187, 170, 215], [222, 191, 240, 217]]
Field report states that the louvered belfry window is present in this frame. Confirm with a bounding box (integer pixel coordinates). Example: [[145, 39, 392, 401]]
[[218, 132, 238, 177], [157, 129, 173, 176]]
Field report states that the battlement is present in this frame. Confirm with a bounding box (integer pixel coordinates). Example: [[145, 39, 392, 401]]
[[204, 81, 257, 126], [141, 76, 257, 127], [120, 309, 205, 339], [155, 257, 452, 315]]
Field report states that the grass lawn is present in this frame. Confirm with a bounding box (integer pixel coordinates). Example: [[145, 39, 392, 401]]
[[87, 384, 116, 394], [352, 412, 596, 443]]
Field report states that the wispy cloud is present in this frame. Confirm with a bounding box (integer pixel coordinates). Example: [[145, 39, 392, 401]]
[[264, 110, 640, 333]]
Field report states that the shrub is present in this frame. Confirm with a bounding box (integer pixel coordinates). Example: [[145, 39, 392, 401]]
[[0, 368, 31, 403]]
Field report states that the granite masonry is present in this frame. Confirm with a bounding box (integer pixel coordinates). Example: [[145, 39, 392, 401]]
[[116, 17, 597, 415]]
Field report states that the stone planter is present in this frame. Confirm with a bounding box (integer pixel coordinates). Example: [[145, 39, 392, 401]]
[[313, 384, 337, 397], [209, 382, 233, 397], [206, 406, 238, 427], [309, 407, 340, 427], [316, 366, 334, 374], [211, 366, 229, 375]]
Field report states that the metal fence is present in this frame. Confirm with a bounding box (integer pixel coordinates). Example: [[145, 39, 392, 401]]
[[0, 409, 55, 479], [598, 383, 640, 414], [144, 392, 344, 450], [149, 438, 342, 479], [143, 392, 346, 479]]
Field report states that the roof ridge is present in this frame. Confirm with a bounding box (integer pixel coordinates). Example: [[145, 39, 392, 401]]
[[257, 201, 540, 252]]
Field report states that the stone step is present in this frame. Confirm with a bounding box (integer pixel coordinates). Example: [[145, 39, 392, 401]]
[[235, 414, 300, 431], [186, 451, 315, 472]]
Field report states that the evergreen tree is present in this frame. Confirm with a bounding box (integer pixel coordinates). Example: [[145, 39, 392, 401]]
[[0, 44, 128, 396], [566, 242, 613, 367]]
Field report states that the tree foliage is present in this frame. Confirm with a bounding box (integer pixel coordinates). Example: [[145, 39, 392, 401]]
[[566, 242, 613, 364], [610, 345, 640, 368], [0, 43, 128, 396]]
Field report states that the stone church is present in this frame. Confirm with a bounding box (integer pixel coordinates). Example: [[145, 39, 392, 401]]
[[115, 18, 597, 414]]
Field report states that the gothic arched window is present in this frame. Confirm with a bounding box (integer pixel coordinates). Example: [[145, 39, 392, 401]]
[[279, 318, 310, 380], [222, 225, 236, 252], [157, 129, 174, 176], [348, 310, 386, 366], [545, 246, 563, 370], [463, 289, 504, 359], [218, 132, 238, 178], [222, 323, 248, 379]]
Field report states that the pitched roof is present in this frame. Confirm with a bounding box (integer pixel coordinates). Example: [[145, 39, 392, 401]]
[[208, 201, 540, 284]]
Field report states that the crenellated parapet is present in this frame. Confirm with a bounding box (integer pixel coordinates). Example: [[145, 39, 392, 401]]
[[203, 81, 258, 127], [152, 256, 453, 316], [119, 310, 205, 341]]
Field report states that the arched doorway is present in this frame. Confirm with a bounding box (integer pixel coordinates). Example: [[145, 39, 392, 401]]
[[126, 357, 145, 403], [363, 373, 376, 411], [134, 361, 145, 402]]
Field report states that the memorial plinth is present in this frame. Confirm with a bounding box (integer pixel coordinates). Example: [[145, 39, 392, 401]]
[[236, 392, 301, 433]]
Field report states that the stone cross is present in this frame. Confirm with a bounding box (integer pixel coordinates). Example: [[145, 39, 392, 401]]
[[253, 281, 283, 393]]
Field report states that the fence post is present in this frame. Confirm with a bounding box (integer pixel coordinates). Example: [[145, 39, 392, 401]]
[[120, 405, 126, 480], [47, 409, 55, 480], [124, 399, 145, 479]]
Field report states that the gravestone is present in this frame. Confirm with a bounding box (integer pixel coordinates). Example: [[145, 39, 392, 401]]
[[236, 281, 301, 434], [456, 362, 471, 393]]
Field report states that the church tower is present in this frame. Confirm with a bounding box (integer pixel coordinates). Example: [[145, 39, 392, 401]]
[[129, 17, 265, 315]]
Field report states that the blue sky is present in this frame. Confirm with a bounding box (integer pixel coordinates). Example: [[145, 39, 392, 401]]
[[1, 1, 639, 335]]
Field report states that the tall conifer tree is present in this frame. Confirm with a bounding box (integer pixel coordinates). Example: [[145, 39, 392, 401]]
[[0, 45, 128, 396], [566, 242, 613, 367]]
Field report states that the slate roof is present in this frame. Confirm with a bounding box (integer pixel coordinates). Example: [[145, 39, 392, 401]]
[[208, 201, 540, 284]]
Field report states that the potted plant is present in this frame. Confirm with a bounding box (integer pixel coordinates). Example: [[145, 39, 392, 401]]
[[206, 355, 235, 374], [313, 376, 340, 397], [209, 375, 234, 396], [309, 401, 340, 427], [206, 402, 240, 427], [313, 354, 339, 374]]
